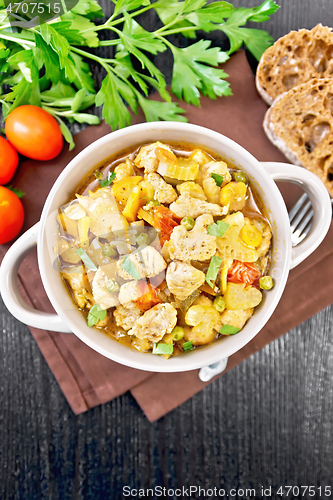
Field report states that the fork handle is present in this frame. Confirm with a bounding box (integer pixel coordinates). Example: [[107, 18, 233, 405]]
[[261, 162, 332, 269]]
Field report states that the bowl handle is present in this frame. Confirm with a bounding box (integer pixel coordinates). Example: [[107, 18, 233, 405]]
[[0, 222, 72, 333], [261, 162, 332, 270]]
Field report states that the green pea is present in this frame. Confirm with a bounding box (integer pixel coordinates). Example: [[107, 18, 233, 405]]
[[106, 279, 120, 293], [136, 232, 149, 247], [181, 216, 195, 231], [259, 276, 274, 290], [171, 326, 185, 341], [213, 296, 226, 312], [94, 169, 103, 180], [103, 245, 117, 258], [232, 171, 248, 184]]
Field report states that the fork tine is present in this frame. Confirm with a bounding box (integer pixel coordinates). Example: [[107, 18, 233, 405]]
[[290, 199, 312, 232], [288, 192, 309, 222], [294, 209, 313, 234]]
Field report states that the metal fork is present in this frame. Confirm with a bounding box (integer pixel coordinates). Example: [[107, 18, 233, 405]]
[[289, 193, 333, 246], [198, 192, 332, 382]]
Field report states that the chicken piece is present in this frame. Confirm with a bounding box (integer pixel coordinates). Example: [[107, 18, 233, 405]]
[[91, 267, 120, 310], [169, 194, 226, 219], [117, 246, 167, 280], [190, 149, 212, 166], [118, 280, 149, 305], [128, 303, 177, 342], [114, 303, 143, 331], [216, 308, 254, 331], [176, 181, 207, 200], [61, 265, 92, 309], [76, 194, 126, 238], [134, 142, 173, 174], [198, 160, 231, 186], [168, 214, 217, 262], [114, 158, 135, 182], [146, 172, 177, 204], [166, 261, 205, 300]]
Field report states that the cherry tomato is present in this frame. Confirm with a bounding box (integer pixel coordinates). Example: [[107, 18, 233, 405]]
[[0, 186, 24, 244], [0, 136, 19, 185], [5, 105, 63, 161], [227, 260, 261, 288]]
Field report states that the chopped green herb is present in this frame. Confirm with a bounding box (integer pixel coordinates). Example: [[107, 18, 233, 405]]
[[153, 343, 174, 355], [87, 304, 107, 327], [121, 256, 140, 280], [219, 324, 241, 335], [100, 171, 116, 187], [205, 255, 222, 288], [75, 248, 97, 271], [211, 173, 224, 187], [5, 185, 25, 198], [207, 220, 229, 238], [183, 340, 193, 352]]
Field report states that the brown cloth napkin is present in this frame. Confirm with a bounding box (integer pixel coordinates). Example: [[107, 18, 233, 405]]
[[1, 50, 333, 422]]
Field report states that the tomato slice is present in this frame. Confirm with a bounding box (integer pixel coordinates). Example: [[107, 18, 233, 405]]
[[153, 205, 181, 246], [135, 282, 161, 312], [227, 260, 261, 288]]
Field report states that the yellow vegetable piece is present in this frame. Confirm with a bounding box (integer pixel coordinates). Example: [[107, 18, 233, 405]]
[[220, 181, 247, 211], [240, 223, 263, 247], [112, 176, 142, 205], [224, 282, 262, 310], [122, 181, 154, 222], [56, 211, 78, 238], [168, 158, 199, 181], [137, 208, 154, 226], [139, 180, 154, 203], [78, 216, 90, 249], [221, 258, 233, 294]]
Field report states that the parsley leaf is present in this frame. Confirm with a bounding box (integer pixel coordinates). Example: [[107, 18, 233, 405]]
[[219, 324, 241, 335], [153, 343, 174, 355], [0, 0, 279, 135], [121, 256, 141, 280], [75, 248, 98, 271], [171, 41, 231, 105], [100, 171, 116, 187], [206, 255, 222, 288], [207, 220, 229, 238], [183, 340, 193, 352], [87, 304, 107, 327], [211, 173, 224, 186]]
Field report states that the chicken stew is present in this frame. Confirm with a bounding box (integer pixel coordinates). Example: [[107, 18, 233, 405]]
[[56, 142, 273, 359]]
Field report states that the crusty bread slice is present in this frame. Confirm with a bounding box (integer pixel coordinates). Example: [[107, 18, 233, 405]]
[[263, 78, 333, 196], [256, 24, 333, 105]]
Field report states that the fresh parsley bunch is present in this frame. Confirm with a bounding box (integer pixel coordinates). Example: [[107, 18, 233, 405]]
[[0, 0, 279, 149]]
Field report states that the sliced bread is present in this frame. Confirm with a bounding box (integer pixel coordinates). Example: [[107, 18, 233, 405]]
[[256, 24, 333, 105], [263, 78, 333, 196]]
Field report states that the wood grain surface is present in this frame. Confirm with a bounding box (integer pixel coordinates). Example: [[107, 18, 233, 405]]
[[1, 1, 333, 498]]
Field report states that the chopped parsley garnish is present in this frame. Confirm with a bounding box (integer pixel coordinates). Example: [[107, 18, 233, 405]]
[[205, 255, 222, 288], [207, 220, 229, 238], [121, 256, 140, 280], [75, 248, 98, 271], [211, 173, 224, 187], [87, 304, 107, 327], [100, 171, 116, 187], [183, 340, 193, 352], [153, 343, 174, 355], [219, 325, 241, 335]]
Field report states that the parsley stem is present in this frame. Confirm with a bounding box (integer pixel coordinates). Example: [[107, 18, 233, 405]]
[[70, 47, 115, 65], [0, 33, 34, 49], [159, 26, 202, 36]]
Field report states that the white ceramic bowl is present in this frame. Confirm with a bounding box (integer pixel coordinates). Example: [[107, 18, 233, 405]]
[[0, 122, 331, 372]]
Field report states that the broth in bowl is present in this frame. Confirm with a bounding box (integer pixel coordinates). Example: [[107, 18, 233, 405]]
[[56, 141, 273, 359]]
